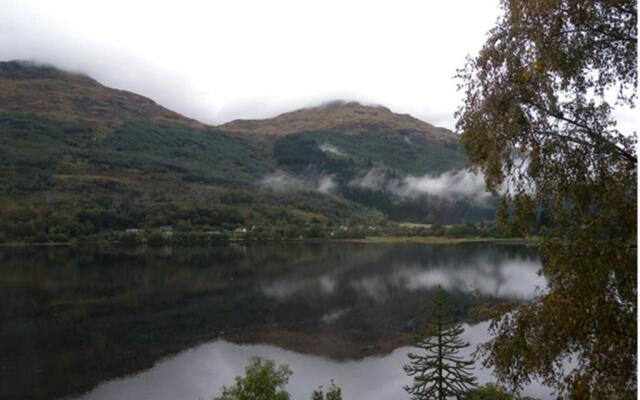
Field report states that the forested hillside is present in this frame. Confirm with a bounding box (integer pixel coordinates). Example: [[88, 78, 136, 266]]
[[0, 61, 496, 243]]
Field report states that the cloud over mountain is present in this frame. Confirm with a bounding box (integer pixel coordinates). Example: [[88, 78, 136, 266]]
[[350, 168, 491, 205]]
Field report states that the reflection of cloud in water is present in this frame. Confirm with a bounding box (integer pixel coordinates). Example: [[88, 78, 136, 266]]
[[77, 322, 555, 400], [261, 279, 306, 299], [319, 276, 337, 294], [261, 255, 544, 301], [394, 258, 545, 300], [321, 308, 348, 324], [261, 275, 337, 300], [349, 276, 391, 300]]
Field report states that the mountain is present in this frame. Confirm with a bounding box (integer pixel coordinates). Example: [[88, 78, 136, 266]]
[[220, 100, 457, 142], [0, 61, 203, 137], [0, 61, 494, 243]]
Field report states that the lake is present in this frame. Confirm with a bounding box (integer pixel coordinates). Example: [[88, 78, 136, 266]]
[[0, 242, 548, 399]]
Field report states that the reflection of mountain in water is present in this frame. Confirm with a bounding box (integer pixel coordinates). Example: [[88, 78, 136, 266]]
[[77, 322, 554, 400], [0, 243, 542, 400], [262, 245, 544, 301]]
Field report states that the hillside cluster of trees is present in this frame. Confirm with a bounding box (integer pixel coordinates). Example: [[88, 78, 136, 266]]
[[0, 111, 497, 244], [0, 200, 521, 244]]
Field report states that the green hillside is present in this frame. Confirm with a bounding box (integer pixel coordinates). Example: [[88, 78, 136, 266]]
[[273, 130, 464, 176], [0, 113, 383, 242], [0, 61, 496, 243], [270, 130, 495, 222]]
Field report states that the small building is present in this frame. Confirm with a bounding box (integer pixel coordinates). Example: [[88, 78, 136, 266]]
[[159, 225, 174, 234], [125, 228, 142, 234]]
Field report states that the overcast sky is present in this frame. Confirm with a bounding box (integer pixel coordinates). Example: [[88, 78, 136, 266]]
[[0, 0, 506, 127], [0, 0, 635, 133]]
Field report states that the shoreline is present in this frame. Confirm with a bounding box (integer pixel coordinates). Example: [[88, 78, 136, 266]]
[[0, 235, 538, 247], [343, 236, 538, 245]]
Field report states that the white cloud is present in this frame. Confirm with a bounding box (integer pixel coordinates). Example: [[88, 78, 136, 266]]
[[350, 167, 389, 191], [319, 143, 347, 157], [398, 169, 491, 202], [259, 173, 305, 192], [0, 0, 502, 128], [259, 172, 337, 195], [350, 168, 492, 205], [317, 175, 337, 194]]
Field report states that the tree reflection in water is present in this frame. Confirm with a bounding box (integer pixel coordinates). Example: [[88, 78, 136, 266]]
[[0, 242, 542, 400]]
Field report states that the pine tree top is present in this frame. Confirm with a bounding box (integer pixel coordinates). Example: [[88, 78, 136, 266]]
[[404, 286, 477, 400]]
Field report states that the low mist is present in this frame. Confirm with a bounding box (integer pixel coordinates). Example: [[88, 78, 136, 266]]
[[259, 167, 492, 205], [319, 143, 347, 157], [259, 172, 338, 195], [349, 168, 492, 205]]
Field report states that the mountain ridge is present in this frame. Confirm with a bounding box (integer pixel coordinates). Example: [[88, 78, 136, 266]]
[[0, 60, 457, 142], [0, 60, 494, 246], [0, 60, 205, 137], [219, 100, 458, 143]]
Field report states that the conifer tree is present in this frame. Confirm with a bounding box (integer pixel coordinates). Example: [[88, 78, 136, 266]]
[[403, 287, 477, 400]]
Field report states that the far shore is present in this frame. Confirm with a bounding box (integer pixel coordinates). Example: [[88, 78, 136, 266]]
[[0, 235, 538, 247], [343, 236, 539, 245]]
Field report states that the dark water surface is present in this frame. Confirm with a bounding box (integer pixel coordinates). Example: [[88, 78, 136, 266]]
[[0, 242, 544, 400]]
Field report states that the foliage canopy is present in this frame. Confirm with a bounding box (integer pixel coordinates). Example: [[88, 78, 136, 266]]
[[310, 380, 343, 400], [213, 357, 292, 400], [456, 0, 637, 398]]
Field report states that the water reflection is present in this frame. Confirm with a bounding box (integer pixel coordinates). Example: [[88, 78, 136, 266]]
[[394, 257, 545, 299], [78, 322, 553, 400], [261, 246, 544, 302], [0, 242, 543, 400]]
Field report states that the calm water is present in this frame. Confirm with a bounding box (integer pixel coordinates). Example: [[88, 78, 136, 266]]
[[0, 242, 546, 400]]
